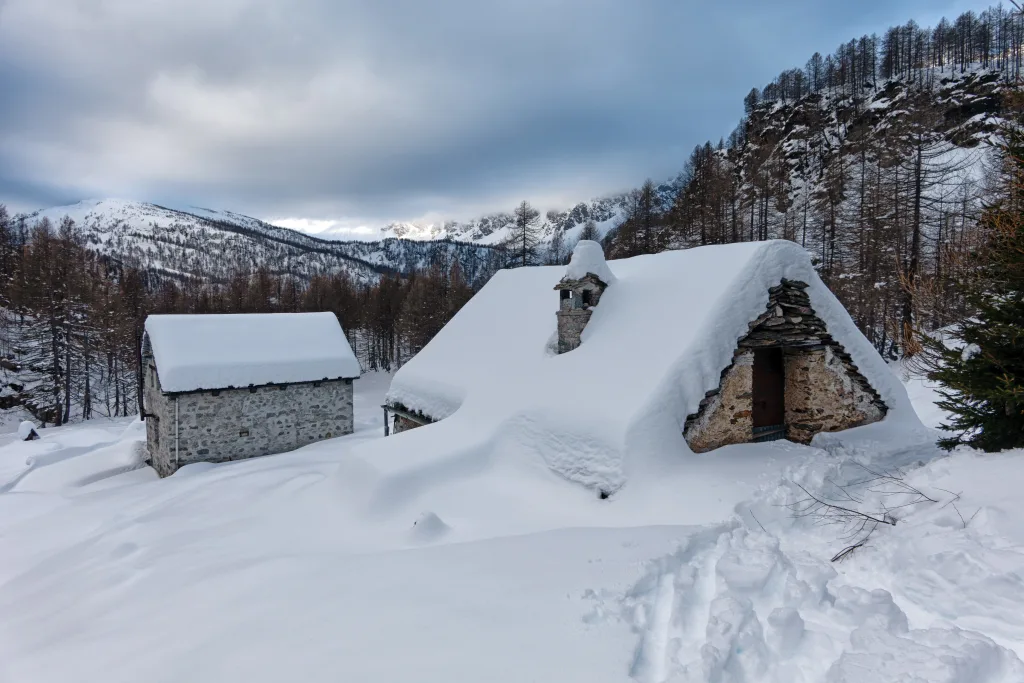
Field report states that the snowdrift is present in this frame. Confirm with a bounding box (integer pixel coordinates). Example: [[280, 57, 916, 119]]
[[383, 240, 923, 492], [2, 373, 1023, 683]]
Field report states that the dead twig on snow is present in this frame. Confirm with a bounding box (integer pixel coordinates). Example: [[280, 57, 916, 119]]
[[787, 464, 943, 562]]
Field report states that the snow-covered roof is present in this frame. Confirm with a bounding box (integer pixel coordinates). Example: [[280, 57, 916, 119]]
[[385, 240, 920, 490], [562, 240, 616, 285], [145, 312, 360, 393]]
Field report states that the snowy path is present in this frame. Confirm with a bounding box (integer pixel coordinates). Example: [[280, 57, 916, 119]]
[[0, 370, 1023, 682]]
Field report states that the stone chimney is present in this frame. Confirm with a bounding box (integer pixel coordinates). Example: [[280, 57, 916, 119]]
[[554, 240, 615, 354]]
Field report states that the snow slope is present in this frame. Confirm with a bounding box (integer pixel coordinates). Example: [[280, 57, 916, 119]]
[[386, 241, 923, 492], [0, 369, 1022, 683]]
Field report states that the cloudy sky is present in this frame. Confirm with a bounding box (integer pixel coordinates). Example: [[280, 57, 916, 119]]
[[0, 0, 994, 235]]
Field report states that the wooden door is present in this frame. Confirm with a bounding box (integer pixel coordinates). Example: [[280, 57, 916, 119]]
[[752, 348, 786, 439]]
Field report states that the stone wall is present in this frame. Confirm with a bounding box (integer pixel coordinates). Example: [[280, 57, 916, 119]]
[[555, 275, 607, 354], [393, 414, 425, 434], [144, 362, 173, 470], [683, 279, 887, 452], [685, 351, 754, 453], [784, 346, 886, 444], [556, 309, 593, 354], [145, 367, 353, 477]]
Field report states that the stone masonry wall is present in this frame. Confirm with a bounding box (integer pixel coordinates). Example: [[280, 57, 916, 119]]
[[684, 279, 887, 452], [784, 346, 886, 444], [393, 414, 425, 434], [146, 368, 353, 477], [144, 362, 174, 470], [556, 309, 593, 354], [555, 275, 606, 354], [685, 351, 754, 453]]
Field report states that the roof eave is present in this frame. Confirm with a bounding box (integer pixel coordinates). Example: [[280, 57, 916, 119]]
[[161, 375, 358, 396], [554, 273, 608, 290]]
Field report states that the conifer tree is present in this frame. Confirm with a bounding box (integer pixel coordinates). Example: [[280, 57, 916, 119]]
[[504, 200, 541, 268], [928, 114, 1024, 451], [547, 228, 566, 265], [578, 220, 600, 242]]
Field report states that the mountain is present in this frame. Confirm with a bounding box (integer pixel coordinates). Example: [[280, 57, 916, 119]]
[[631, 57, 1012, 355], [15, 199, 501, 286], [16, 176, 686, 287], [312, 179, 683, 246]]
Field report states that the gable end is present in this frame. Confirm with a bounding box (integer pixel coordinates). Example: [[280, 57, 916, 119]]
[[684, 279, 888, 451]]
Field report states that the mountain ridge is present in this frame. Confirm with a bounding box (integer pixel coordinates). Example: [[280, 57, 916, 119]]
[[12, 198, 503, 286]]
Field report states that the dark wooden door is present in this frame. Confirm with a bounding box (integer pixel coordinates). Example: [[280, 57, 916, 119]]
[[752, 348, 785, 430]]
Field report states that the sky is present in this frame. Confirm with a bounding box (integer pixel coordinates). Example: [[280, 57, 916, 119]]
[[0, 0, 997, 236]]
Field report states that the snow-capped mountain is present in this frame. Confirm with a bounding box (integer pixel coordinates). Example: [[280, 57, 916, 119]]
[[16, 174, 685, 286], [316, 179, 683, 246], [16, 199, 501, 286]]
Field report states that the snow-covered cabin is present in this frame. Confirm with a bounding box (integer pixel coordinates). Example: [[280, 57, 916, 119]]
[[384, 240, 907, 459], [142, 312, 360, 476]]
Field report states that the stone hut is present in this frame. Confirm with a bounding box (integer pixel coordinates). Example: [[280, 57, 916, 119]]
[[142, 312, 360, 476], [383, 240, 900, 453], [682, 278, 887, 451]]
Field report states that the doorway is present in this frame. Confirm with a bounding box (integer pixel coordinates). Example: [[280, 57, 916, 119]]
[[752, 348, 786, 442]]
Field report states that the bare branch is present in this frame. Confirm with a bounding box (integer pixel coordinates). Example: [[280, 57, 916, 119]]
[[789, 482, 896, 526], [788, 464, 947, 562], [749, 508, 768, 534]]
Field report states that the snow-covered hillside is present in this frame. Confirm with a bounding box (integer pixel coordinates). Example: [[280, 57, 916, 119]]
[[16, 199, 500, 286], [1, 364, 1023, 682], [18, 177, 681, 282]]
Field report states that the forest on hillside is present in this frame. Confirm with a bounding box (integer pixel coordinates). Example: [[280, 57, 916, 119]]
[[0, 212, 477, 425], [601, 4, 1023, 357], [3, 3, 1024, 426]]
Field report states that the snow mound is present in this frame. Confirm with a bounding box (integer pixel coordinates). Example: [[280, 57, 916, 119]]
[[12, 422, 147, 492], [564, 239, 616, 284], [384, 240, 923, 492], [17, 421, 38, 441], [410, 511, 451, 542], [828, 625, 1024, 682], [145, 312, 360, 393]]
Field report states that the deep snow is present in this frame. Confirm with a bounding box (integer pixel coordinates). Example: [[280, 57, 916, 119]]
[[386, 241, 923, 492], [564, 239, 617, 284], [0, 368, 1022, 682]]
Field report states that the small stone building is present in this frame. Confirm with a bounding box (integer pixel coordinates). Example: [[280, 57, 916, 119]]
[[142, 312, 361, 476], [681, 278, 886, 451], [383, 240, 894, 451], [547, 243, 885, 450]]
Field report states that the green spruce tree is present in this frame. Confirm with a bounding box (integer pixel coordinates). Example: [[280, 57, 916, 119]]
[[928, 112, 1024, 452]]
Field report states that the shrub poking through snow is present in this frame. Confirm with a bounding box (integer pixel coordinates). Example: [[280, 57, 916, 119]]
[[787, 463, 942, 562]]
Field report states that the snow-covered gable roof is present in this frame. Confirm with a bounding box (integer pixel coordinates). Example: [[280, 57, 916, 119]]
[[145, 312, 360, 393], [384, 241, 921, 490]]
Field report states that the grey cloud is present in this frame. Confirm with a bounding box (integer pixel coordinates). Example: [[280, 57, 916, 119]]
[[0, 0, 998, 223]]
